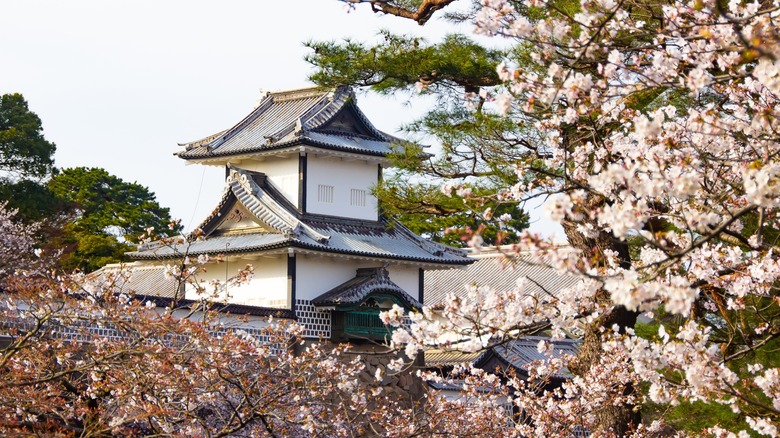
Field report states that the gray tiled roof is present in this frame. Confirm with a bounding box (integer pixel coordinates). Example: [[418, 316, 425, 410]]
[[301, 131, 396, 155], [312, 267, 422, 309], [478, 336, 579, 378], [129, 167, 470, 266], [129, 222, 469, 264], [92, 265, 180, 299], [127, 233, 290, 259], [177, 86, 399, 160], [423, 249, 579, 307], [300, 219, 469, 264]]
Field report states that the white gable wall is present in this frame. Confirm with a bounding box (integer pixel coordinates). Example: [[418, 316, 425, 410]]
[[306, 155, 378, 221], [184, 255, 289, 308], [240, 156, 299, 208]]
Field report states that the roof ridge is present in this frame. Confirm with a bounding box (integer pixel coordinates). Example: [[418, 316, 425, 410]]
[[176, 85, 332, 151], [266, 86, 330, 102], [177, 85, 403, 161]]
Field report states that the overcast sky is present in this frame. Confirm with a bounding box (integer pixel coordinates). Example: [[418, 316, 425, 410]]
[[2, 0, 562, 239]]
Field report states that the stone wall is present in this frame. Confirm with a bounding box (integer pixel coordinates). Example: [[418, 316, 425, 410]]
[[345, 343, 425, 403]]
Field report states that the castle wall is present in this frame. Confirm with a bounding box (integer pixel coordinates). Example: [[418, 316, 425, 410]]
[[386, 266, 420, 302], [240, 156, 299, 208], [185, 255, 289, 308], [305, 155, 378, 221], [295, 254, 376, 301], [295, 255, 420, 302]]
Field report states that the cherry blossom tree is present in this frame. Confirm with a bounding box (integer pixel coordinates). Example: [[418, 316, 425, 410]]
[[334, 0, 780, 435], [0, 226, 514, 437], [0, 202, 38, 279]]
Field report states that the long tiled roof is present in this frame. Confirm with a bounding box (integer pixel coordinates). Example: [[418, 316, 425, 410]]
[[128, 167, 470, 266], [177, 86, 400, 160], [92, 264, 180, 299], [423, 248, 579, 307], [312, 267, 422, 309], [424, 336, 579, 378], [129, 221, 469, 264]]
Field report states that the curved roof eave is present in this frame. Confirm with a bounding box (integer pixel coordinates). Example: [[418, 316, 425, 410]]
[[128, 240, 471, 265], [176, 136, 392, 161]]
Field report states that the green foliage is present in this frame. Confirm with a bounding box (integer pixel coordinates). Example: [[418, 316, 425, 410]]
[[0, 94, 56, 179], [0, 94, 179, 272], [49, 167, 182, 271], [58, 232, 133, 273], [306, 32, 504, 94], [0, 93, 59, 223], [0, 178, 60, 222], [378, 178, 528, 246], [307, 33, 535, 243], [636, 312, 780, 434], [643, 399, 748, 435]]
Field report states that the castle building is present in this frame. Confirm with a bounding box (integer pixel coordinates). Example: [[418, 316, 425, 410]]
[[122, 86, 471, 341]]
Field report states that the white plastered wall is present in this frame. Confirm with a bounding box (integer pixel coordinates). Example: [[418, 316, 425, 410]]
[[184, 255, 289, 308], [295, 254, 419, 302], [305, 155, 378, 221], [239, 157, 299, 208], [386, 265, 420, 302]]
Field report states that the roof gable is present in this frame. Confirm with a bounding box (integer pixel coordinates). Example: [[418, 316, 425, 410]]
[[198, 166, 328, 241], [314, 104, 380, 138], [210, 203, 275, 236]]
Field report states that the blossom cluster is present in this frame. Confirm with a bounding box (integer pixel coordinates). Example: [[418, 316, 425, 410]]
[[386, 0, 780, 434]]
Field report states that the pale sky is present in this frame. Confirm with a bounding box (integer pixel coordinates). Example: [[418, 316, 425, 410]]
[[1, 0, 562, 240]]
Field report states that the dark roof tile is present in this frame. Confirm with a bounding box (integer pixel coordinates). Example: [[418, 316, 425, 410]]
[[178, 86, 399, 160]]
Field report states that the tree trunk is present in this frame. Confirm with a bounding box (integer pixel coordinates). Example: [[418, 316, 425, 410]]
[[562, 219, 641, 436]]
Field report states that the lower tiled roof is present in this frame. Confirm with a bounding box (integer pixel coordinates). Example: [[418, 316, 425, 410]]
[[127, 234, 290, 259], [476, 336, 579, 378], [128, 219, 470, 265]]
